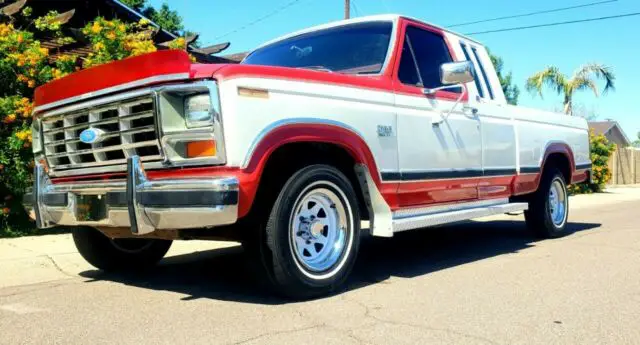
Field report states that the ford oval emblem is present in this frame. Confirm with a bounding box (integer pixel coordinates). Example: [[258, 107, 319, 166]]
[[79, 128, 105, 144]]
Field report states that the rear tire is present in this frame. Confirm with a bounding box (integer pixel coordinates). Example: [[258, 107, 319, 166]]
[[247, 164, 361, 299], [524, 168, 569, 238], [72, 227, 172, 271]]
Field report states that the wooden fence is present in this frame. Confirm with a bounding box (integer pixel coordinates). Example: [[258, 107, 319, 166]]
[[609, 147, 640, 185]]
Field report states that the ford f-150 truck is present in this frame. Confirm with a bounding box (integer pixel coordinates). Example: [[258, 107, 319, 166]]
[[25, 15, 591, 298]]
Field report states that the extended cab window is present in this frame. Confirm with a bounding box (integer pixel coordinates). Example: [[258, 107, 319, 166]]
[[471, 47, 494, 99], [398, 26, 458, 91], [243, 22, 392, 74], [460, 42, 484, 98]]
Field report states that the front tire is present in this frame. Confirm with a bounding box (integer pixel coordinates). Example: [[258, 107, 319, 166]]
[[256, 164, 361, 299], [72, 227, 172, 271], [524, 168, 569, 238]]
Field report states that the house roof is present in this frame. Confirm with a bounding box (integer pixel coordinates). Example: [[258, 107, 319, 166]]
[[2, 0, 237, 63], [589, 121, 616, 136], [108, 0, 177, 41], [589, 120, 632, 146]]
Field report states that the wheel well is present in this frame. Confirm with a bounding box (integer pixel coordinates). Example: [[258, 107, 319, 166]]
[[251, 142, 370, 220], [544, 153, 572, 183]]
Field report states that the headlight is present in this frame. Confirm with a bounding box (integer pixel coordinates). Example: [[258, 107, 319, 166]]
[[185, 93, 213, 128], [32, 118, 42, 154], [156, 81, 225, 167]]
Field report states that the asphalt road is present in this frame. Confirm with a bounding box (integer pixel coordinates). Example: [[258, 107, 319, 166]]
[[1, 191, 639, 345]]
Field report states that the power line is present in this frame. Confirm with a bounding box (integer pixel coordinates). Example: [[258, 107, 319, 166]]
[[448, 0, 617, 28], [351, 0, 363, 17], [212, 0, 305, 40], [465, 12, 640, 35]]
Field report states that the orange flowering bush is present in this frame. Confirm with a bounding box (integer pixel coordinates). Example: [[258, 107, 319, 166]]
[[0, 9, 79, 236], [2, 13, 193, 236], [82, 18, 157, 68], [568, 130, 615, 194]]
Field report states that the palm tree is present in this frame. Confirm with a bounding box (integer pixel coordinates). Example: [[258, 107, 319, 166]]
[[526, 63, 615, 115]]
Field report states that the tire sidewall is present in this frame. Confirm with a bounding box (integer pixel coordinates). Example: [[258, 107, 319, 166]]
[[267, 165, 361, 293], [72, 227, 172, 271], [542, 172, 569, 236]]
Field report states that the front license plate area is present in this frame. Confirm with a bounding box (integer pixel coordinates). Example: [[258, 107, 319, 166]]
[[75, 195, 107, 222]]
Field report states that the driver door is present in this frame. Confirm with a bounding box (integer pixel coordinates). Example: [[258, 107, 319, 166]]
[[393, 24, 482, 207]]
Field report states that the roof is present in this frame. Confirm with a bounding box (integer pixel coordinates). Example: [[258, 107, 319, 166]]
[[254, 14, 482, 52], [109, 0, 177, 41], [589, 121, 632, 146], [589, 121, 616, 135], [2, 0, 237, 63]]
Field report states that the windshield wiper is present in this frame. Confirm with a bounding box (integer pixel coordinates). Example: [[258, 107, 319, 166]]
[[297, 65, 334, 73]]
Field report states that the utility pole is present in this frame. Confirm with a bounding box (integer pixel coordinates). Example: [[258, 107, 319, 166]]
[[344, 0, 350, 19]]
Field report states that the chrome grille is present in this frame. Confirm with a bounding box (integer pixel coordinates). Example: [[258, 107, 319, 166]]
[[42, 95, 163, 173]]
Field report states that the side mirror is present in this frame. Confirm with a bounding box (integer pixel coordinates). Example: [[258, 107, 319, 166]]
[[423, 61, 475, 95], [440, 61, 476, 85], [424, 61, 476, 126]]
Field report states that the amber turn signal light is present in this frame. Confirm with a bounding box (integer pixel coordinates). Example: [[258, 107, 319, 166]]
[[38, 157, 49, 174], [185, 140, 216, 158]]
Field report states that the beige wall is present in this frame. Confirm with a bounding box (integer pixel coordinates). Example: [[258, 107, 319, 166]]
[[605, 131, 628, 148], [610, 147, 640, 185]]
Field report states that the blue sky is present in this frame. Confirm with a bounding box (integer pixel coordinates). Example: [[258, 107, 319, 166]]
[[149, 0, 640, 140]]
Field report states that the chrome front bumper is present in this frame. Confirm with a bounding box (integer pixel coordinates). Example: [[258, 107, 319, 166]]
[[24, 156, 239, 235]]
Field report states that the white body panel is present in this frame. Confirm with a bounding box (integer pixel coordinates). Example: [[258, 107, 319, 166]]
[[219, 75, 589, 177], [218, 14, 590, 207], [394, 94, 482, 175], [219, 77, 399, 174], [511, 105, 590, 168]]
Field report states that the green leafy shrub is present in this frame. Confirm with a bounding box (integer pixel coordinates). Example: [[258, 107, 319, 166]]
[[0, 12, 192, 237], [0, 13, 77, 237], [569, 130, 615, 194]]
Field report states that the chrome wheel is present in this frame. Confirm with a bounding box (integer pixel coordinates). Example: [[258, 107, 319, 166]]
[[289, 181, 353, 279], [548, 178, 567, 227]]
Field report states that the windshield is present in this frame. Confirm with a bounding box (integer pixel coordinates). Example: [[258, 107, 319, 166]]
[[242, 22, 393, 74]]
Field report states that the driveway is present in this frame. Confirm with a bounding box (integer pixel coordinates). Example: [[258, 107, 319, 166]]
[[1, 189, 639, 344]]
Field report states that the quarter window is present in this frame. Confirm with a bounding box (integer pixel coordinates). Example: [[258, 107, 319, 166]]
[[460, 43, 484, 99], [471, 47, 494, 100], [398, 26, 459, 92]]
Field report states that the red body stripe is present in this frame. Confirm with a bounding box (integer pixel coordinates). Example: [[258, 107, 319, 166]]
[[213, 64, 395, 93], [513, 173, 541, 196], [571, 169, 589, 184]]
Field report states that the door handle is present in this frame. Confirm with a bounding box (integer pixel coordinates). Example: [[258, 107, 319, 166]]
[[463, 105, 478, 116]]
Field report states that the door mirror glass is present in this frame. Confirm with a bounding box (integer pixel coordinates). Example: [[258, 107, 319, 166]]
[[440, 61, 475, 85]]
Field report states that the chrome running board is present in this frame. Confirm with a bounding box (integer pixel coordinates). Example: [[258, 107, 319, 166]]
[[392, 199, 528, 233]]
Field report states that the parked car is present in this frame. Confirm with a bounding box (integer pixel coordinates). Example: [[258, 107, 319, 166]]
[[25, 15, 591, 299]]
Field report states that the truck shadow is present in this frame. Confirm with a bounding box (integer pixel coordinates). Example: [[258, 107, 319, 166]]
[[79, 220, 600, 305]]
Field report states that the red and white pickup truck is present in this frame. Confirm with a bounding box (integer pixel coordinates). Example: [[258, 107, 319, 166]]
[[26, 15, 591, 298]]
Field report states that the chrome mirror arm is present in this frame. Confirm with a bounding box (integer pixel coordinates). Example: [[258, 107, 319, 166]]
[[422, 84, 462, 95], [430, 84, 468, 126]]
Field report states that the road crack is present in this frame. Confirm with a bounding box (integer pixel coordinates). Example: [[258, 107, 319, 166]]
[[3, 240, 78, 278], [229, 325, 323, 345], [43, 254, 78, 279], [342, 294, 502, 345]]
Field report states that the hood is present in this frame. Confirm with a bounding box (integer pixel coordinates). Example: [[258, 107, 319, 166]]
[[34, 50, 229, 113]]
